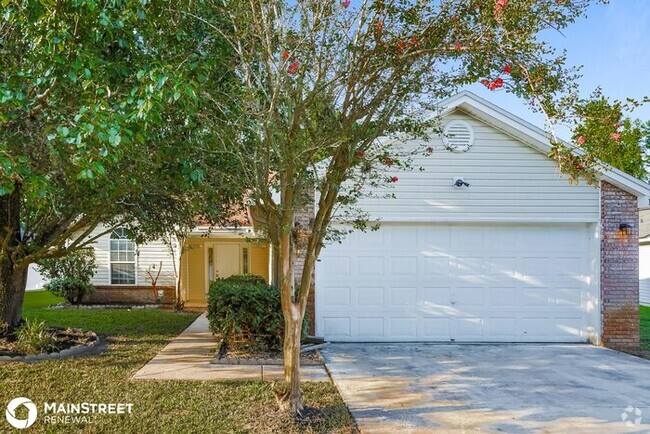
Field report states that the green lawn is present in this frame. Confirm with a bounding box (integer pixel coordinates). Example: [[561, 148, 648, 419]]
[[641, 305, 650, 358], [0, 291, 354, 433]]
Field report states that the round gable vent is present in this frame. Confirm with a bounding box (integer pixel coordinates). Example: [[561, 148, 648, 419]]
[[442, 120, 474, 152]]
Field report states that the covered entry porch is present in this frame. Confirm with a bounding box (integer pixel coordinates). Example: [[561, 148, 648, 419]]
[[180, 230, 271, 307]]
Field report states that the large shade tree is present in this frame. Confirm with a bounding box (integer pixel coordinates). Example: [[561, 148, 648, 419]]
[[0, 0, 240, 328], [198, 0, 613, 416]]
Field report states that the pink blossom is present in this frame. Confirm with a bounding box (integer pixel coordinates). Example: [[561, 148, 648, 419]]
[[390, 176, 399, 183], [577, 135, 586, 145], [495, 0, 508, 16], [610, 132, 621, 141], [342, 0, 350, 8], [287, 61, 300, 75]]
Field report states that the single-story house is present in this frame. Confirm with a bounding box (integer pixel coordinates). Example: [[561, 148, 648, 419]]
[[641, 209, 650, 306], [82, 91, 650, 353]]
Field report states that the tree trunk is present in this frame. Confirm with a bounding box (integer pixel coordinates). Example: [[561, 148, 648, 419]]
[[281, 306, 305, 415], [0, 183, 26, 330], [0, 258, 28, 330], [277, 226, 306, 416]]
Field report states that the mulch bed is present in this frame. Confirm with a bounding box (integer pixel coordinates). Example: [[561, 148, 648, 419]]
[[212, 340, 323, 366], [0, 327, 97, 358]]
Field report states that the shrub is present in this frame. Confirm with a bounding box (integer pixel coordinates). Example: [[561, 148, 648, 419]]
[[207, 274, 308, 352], [15, 320, 56, 354], [222, 274, 268, 285], [39, 249, 97, 304], [44, 278, 94, 305], [38, 248, 97, 282]]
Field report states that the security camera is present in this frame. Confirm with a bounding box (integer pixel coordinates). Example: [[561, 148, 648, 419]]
[[454, 178, 470, 187]]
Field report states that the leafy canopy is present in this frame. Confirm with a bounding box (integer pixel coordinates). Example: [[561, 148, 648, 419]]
[[0, 0, 241, 269]]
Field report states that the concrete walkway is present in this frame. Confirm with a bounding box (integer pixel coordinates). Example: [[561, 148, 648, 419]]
[[132, 313, 328, 381], [323, 343, 650, 433]]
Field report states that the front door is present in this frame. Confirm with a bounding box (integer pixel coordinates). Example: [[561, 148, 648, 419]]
[[214, 243, 241, 280], [205, 243, 242, 298]]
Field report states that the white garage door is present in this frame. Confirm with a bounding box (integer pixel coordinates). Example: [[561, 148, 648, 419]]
[[315, 224, 596, 342]]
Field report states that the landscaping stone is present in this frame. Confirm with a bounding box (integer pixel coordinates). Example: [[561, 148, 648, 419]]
[[0, 330, 99, 363], [49, 302, 162, 310]]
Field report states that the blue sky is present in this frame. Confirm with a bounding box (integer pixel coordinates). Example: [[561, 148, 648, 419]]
[[466, 0, 650, 140]]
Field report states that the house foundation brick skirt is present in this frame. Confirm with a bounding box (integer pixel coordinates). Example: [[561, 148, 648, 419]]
[[600, 182, 640, 354], [85, 286, 175, 305]]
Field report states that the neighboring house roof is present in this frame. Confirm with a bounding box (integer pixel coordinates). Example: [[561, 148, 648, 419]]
[[641, 209, 650, 240], [433, 91, 650, 207]]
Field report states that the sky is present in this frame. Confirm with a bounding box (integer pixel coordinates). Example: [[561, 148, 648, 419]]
[[466, 0, 650, 140]]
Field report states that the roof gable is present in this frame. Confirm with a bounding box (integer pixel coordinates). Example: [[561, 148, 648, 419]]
[[434, 91, 650, 207]]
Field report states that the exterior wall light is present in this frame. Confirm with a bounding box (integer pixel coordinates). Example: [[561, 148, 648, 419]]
[[619, 223, 631, 235]]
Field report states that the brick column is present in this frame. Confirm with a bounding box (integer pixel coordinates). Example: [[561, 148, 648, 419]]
[[600, 181, 640, 354], [293, 192, 316, 334]]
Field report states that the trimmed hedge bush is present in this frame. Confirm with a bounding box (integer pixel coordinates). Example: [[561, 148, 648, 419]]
[[44, 277, 94, 305], [207, 274, 308, 352]]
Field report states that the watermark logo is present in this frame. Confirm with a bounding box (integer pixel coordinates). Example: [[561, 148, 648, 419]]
[[621, 406, 642, 427], [6, 397, 37, 429]]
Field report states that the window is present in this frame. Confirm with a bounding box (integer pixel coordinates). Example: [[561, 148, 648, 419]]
[[242, 247, 249, 274], [110, 228, 136, 284]]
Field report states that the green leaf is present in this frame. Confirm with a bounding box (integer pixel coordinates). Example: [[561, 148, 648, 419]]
[[57, 126, 69, 137]]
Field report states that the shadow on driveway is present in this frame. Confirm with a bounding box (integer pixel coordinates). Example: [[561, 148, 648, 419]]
[[323, 344, 650, 433]]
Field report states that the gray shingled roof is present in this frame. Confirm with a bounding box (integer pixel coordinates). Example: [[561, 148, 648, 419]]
[[641, 209, 650, 239]]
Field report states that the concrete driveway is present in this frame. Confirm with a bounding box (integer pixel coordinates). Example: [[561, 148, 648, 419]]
[[322, 344, 650, 433]]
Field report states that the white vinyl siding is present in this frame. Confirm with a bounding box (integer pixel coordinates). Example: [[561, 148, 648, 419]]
[[354, 112, 599, 223], [88, 225, 176, 287], [136, 239, 177, 287], [641, 241, 650, 306]]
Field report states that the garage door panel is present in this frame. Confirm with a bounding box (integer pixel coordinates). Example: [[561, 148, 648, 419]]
[[357, 256, 385, 275], [422, 317, 451, 339], [316, 223, 594, 342], [454, 287, 484, 306], [451, 228, 484, 249], [422, 287, 452, 305], [357, 287, 385, 306], [417, 226, 451, 249], [389, 317, 418, 338], [391, 287, 417, 306], [390, 256, 418, 275], [358, 317, 384, 337], [486, 317, 517, 339], [323, 256, 351, 276], [455, 317, 484, 339], [487, 287, 517, 306], [423, 256, 451, 275], [322, 317, 351, 338]]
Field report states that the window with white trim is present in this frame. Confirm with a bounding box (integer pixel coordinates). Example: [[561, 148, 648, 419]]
[[110, 228, 136, 284]]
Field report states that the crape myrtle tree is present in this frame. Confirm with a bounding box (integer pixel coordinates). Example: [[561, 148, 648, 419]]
[[202, 0, 606, 415], [0, 0, 241, 329], [564, 89, 650, 182]]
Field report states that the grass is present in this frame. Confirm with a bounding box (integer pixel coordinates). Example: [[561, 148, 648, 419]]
[[641, 305, 650, 358], [0, 291, 355, 433]]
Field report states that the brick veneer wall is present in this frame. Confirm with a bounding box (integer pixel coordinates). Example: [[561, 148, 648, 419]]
[[293, 192, 316, 334], [601, 181, 640, 354], [85, 286, 175, 305]]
